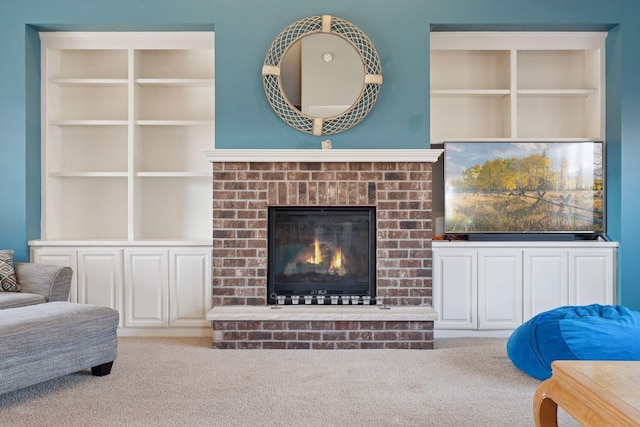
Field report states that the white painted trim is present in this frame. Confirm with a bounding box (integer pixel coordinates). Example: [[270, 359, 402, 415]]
[[202, 149, 444, 163], [116, 327, 212, 337], [40, 32, 214, 49], [432, 240, 619, 249], [434, 329, 513, 338], [431, 32, 607, 51]]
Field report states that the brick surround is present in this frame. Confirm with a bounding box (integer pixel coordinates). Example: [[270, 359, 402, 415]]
[[210, 159, 436, 349]]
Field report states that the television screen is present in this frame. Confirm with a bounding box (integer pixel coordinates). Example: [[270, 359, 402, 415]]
[[444, 141, 604, 235]]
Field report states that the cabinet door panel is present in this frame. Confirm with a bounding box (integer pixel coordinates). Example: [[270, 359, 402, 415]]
[[78, 249, 123, 326], [569, 249, 614, 305], [433, 249, 477, 329], [478, 250, 522, 330], [170, 249, 211, 327], [124, 250, 168, 327], [523, 250, 568, 321]]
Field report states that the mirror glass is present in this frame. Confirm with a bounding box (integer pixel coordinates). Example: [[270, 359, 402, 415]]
[[280, 34, 365, 118]]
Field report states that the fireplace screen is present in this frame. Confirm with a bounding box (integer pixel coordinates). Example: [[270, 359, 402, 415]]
[[268, 207, 376, 304]]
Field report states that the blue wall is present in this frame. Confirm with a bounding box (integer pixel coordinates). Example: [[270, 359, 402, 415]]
[[2, 0, 640, 309]]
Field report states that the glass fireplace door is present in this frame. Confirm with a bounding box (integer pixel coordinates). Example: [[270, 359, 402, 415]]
[[267, 207, 375, 304]]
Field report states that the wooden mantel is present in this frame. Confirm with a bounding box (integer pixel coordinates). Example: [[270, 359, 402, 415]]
[[202, 148, 444, 163]]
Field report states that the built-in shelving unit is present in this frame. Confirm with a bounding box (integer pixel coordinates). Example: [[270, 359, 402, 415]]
[[430, 31, 616, 337], [430, 32, 606, 142], [39, 32, 214, 241], [32, 32, 215, 336]]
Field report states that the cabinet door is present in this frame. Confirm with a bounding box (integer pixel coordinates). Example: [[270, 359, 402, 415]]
[[124, 249, 169, 327], [31, 247, 78, 302], [478, 249, 522, 330], [169, 248, 212, 327], [433, 248, 477, 329], [569, 248, 615, 306], [77, 249, 123, 327], [523, 249, 568, 321]]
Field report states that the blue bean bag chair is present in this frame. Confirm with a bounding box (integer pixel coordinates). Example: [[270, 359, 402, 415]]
[[507, 304, 640, 380]]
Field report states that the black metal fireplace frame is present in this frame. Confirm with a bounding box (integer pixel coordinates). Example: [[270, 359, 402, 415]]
[[267, 206, 376, 304]]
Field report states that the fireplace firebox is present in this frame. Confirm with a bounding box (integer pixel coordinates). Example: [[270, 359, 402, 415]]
[[267, 207, 376, 304]]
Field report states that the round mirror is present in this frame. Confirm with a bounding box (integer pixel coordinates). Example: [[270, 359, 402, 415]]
[[262, 15, 383, 136]]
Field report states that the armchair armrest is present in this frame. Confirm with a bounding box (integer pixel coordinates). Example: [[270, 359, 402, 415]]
[[13, 263, 73, 302]]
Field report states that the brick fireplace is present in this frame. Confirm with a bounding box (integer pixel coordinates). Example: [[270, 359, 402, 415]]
[[204, 149, 442, 349]]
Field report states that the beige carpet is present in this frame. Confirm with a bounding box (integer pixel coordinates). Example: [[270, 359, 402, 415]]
[[0, 337, 579, 426]]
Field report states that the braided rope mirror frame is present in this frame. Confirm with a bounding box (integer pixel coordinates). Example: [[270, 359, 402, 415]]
[[262, 15, 383, 136]]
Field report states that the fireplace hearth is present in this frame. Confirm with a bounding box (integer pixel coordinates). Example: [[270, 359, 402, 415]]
[[268, 207, 376, 304]]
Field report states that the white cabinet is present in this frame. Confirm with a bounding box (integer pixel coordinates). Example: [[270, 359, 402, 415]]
[[523, 248, 615, 318], [433, 241, 617, 335], [30, 244, 212, 336], [434, 247, 523, 331], [430, 32, 606, 142], [124, 247, 212, 330]]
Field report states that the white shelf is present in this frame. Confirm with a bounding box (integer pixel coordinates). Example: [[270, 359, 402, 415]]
[[49, 78, 128, 87], [49, 120, 128, 126], [430, 32, 606, 141], [431, 89, 510, 97], [40, 32, 215, 242], [136, 172, 210, 177], [517, 89, 599, 96], [49, 172, 128, 178], [135, 120, 214, 126], [135, 78, 214, 87]]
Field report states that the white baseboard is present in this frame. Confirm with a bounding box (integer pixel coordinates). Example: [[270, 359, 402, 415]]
[[434, 329, 513, 339], [117, 327, 212, 338]]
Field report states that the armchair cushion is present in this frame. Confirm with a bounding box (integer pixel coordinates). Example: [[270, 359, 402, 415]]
[[0, 292, 45, 309], [0, 249, 19, 292]]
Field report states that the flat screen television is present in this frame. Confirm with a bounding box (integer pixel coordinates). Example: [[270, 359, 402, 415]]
[[444, 141, 604, 237]]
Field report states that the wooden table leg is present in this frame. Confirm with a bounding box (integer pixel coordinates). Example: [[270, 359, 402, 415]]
[[534, 379, 559, 427]]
